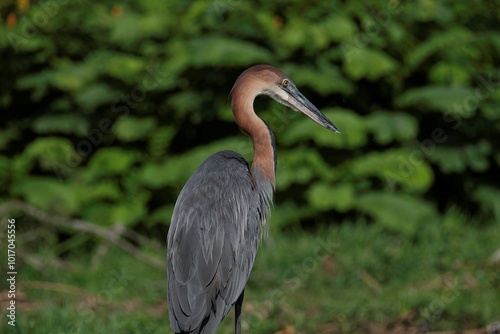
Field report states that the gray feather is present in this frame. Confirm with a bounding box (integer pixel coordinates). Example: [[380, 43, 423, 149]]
[[167, 150, 273, 334]]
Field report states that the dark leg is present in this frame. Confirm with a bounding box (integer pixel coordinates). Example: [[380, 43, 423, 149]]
[[235, 289, 245, 334]]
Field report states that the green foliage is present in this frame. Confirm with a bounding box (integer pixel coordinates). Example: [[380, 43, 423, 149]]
[[347, 149, 434, 193], [113, 117, 157, 142], [356, 192, 438, 235], [25, 137, 77, 171], [32, 115, 90, 135], [12, 177, 80, 215], [366, 111, 418, 145], [343, 48, 397, 81], [396, 86, 476, 115], [473, 186, 500, 221], [307, 182, 355, 212], [1, 0, 499, 234], [187, 37, 274, 67], [86, 148, 140, 176]]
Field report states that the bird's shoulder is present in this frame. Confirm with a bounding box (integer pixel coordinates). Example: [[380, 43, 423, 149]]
[[197, 150, 250, 173], [180, 150, 255, 194]]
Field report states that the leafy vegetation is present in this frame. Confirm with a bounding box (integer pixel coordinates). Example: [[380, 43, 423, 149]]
[[0, 0, 499, 332], [1, 0, 499, 230]]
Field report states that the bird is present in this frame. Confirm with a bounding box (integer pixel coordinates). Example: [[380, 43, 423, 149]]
[[167, 64, 339, 334]]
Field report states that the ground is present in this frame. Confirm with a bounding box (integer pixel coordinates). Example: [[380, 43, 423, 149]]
[[1, 215, 499, 333]]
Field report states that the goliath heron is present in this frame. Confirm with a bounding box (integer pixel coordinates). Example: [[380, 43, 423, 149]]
[[167, 65, 339, 334]]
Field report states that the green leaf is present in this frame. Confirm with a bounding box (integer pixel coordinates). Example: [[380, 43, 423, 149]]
[[281, 20, 310, 52], [347, 149, 434, 193], [343, 49, 397, 80], [307, 183, 355, 212], [188, 36, 274, 67], [276, 148, 333, 190], [79, 182, 122, 205], [300, 14, 357, 51], [82, 197, 148, 227], [282, 63, 354, 95], [110, 202, 147, 226], [82, 203, 113, 227], [86, 51, 146, 84], [17, 63, 97, 94], [75, 83, 119, 111], [429, 62, 471, 85], [320, 14, 357, 42], [148, 126, 176, 160], [32, 115, 89, 135], [24, 137, 77, 172], [10, 155, 32, 183], [110, 12, 169, 46], [12, 177, 80, 215], [113, 116, 157, 142], [427, 147, 465, 173], [396, 85, 475, 114], [51, 63, 97, 92], [87, 148, 139, 177], [407, 27, 474, 69], [357, 192, 437, 235], [428, 141, 491, 173], [366, 111, 418, 144], [168, 91, 203, 117]]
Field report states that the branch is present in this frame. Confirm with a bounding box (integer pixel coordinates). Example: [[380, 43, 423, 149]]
[[0, 200, 164, 270]]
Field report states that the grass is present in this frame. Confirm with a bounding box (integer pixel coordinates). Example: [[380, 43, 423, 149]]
[[1, 213, 499, 333]]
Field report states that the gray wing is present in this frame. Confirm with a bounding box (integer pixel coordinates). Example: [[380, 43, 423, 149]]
[[167, 151, 261, 333]]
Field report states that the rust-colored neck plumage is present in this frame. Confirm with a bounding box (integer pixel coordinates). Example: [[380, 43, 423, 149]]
[[230, 67, 281, 187]]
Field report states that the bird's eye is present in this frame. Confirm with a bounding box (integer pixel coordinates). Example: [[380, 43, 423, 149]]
[[282, 79, 289, 88]]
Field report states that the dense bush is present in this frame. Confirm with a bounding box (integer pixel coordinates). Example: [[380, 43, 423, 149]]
[[1, 0, 499, 236]]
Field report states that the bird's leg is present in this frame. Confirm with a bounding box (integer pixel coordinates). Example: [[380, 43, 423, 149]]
[[235, 289, 245, 334]]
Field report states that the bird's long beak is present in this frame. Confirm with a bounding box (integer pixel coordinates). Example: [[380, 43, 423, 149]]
[[286, 88, 340, 134]]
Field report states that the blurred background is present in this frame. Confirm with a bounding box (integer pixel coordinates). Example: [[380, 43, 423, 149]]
[[0, 0, 499, 333]]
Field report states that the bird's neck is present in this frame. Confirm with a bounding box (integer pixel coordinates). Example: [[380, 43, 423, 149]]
[[249, 121, 276, 187], [232, 93, 276, 187]]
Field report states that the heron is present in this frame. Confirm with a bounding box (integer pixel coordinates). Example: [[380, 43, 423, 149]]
[[167, 64, 339, 334]]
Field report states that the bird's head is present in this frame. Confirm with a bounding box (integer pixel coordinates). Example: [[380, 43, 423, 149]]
[[231, 65, 340, 134]]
